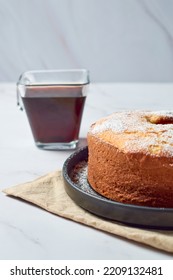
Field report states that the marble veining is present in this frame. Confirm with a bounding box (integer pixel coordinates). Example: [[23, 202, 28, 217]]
[[0, 219, 42, 247], [0, 0, 173, 82], [138, 0, 173, 48]]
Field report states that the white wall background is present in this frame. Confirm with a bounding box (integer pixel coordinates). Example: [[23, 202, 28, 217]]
[[0, 0, 173, 82]]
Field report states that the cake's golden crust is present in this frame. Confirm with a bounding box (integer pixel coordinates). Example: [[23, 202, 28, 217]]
[[87, 111, 173, 208]]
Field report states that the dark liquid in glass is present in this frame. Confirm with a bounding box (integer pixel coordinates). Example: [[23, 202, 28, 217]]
[[22, 86, 86, 144]]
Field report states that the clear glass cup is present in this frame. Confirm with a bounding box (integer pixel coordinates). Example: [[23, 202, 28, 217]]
[[17, 69, 90, 150]]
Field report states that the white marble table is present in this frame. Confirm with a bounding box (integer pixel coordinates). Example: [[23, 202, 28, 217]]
[[1, 82, 173, 260]]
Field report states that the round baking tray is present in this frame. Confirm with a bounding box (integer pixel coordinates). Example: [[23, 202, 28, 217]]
[[63, 146, 173, 229]]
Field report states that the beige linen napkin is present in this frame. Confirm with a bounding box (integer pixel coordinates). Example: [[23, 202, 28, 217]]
[[3, 170, 173, 254]]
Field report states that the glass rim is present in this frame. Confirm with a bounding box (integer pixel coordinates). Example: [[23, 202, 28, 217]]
[[17, 69, 90, 86]]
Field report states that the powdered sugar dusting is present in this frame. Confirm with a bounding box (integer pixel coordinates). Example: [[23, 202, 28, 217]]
[[91, 112, 130, 134], [70, 161, 98, 195], [70, 161, 88, 191], [90, 111, 173, 157]]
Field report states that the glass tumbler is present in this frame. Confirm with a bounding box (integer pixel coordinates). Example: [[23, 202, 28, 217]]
[[17, 69, 90, 150]]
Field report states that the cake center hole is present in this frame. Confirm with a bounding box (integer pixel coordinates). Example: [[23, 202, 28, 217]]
[[146, 115, 173, 125]]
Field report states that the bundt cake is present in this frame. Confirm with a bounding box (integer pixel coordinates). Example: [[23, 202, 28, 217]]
[[87, 111, 173, 208]]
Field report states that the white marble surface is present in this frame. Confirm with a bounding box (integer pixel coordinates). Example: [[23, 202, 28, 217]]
[[1, 82, 173, 260], [0, 0, 173, 82]]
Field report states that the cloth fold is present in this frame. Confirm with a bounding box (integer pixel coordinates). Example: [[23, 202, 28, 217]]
[[3, 170, 173, 254]]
